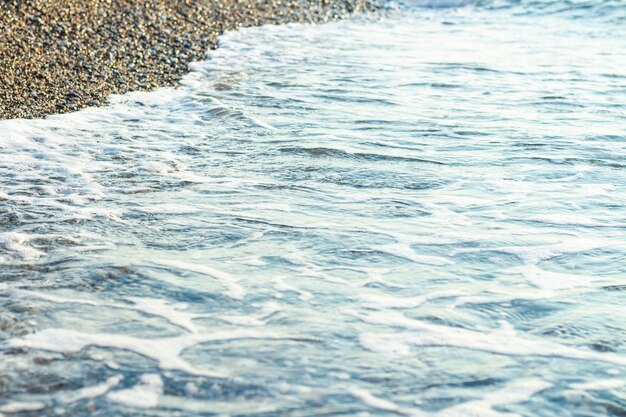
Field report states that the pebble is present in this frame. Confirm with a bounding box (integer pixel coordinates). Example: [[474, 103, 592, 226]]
[[0, 0, 379, 120]]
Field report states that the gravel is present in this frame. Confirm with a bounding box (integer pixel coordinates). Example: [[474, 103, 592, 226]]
[[0, 0, 379, 120]]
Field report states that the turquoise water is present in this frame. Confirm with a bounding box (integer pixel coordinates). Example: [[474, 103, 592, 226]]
[[1, 1, 626, 415]]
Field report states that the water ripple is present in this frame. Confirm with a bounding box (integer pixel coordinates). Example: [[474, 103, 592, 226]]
[[1, 3, 626, 416]]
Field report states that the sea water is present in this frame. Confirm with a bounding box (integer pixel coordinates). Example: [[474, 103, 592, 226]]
[[1, 0, 626, 415]]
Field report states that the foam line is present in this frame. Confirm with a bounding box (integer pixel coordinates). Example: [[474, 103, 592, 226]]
[[107, 374, 163, 408], [359, 290, 459, 309], [434, 379, 551, 417], [373, 243, 453, 266], [349, 388, 399, 412], [0, 402, 46, 414], [359, 311, 626, 366], [58, 375, 124, 404], [7, 288, 205, 333], [5, 328, 301, 377], [154, 259, 245, 300]]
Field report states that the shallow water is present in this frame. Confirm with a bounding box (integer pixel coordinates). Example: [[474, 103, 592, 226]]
[[1, 1, 626, 415]]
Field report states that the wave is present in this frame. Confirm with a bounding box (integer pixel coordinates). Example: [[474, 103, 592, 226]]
[[481, 0, 626, 20]]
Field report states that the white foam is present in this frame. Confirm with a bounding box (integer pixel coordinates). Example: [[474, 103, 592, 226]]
[[274, 276, 313, 302], [217, 314, 265, 326], [7, 288, 206, 333], [570, 379, 625, 391], [244, 256, 267, 266], [373, 243, 453, 266], [0, 232, 44, 259], [248, 116, 278, 131], [435, 379, 551, 417], [350, 378, 550, 417], [157, 395, 281, 414], [452, 289, 558, 307], [5, 327, 295, 377], [154, 259, 245, 300], [58, 375, 123, 404], [125, 297, 203, 333], [528, 213, 607, 228], [107, 374, 163, 408], [349, 388, 399, 412], [0, 401, 46, 414], [494, 235, 614, 266], [509, 265, 601, 290], [358, 311, 626, 366], [135, 204, 201, 215], [140, 161, 185, 174], [359, 290, 459, 309]]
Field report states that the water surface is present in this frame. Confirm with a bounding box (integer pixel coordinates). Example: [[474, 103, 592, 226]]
[[1, 1, 626, 415]]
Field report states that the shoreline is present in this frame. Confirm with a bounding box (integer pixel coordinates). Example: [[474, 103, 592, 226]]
[[0, 0, 379, 120]]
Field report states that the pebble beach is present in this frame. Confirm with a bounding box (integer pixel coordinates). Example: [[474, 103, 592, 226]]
[[0, 0, 377, 120]]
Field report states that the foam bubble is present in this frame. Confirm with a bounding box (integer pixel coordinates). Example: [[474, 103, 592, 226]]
[[107, 374, 163, 408]]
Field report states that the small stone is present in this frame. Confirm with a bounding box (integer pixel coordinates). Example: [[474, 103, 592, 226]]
[[0, 0, 378, 119]]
